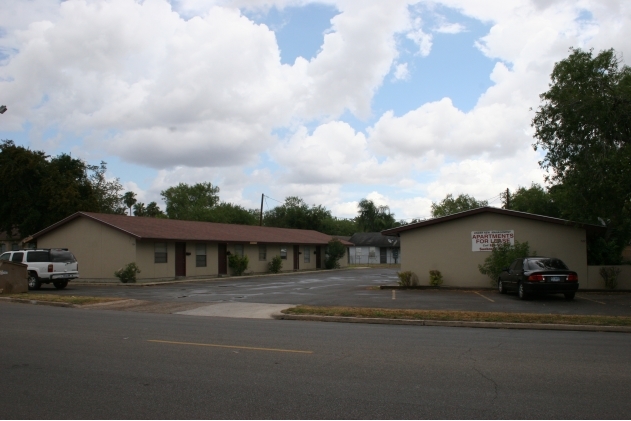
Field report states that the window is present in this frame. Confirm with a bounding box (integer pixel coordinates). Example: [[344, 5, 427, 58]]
[[51, 250, 76, 263], [280, 247, 287, 260], [196, 243, 207, 267], [303, 246, 310, 263], [11, 243, 18, 251], [369, 247, 376, 257], [26, 251, 50, 262], [0, 243, 5, 253], [234, 244, 244, 257], [11, 252, 24, 263], [259, 244, 267, 261], [154, 243, 167, 263], [0, 253, 10, 261]]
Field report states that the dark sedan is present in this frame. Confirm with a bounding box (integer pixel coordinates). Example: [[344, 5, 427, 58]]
[[497, 257, 578, 300]]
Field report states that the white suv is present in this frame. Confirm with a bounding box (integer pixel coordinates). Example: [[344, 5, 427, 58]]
[[0, 249, 79, 290]]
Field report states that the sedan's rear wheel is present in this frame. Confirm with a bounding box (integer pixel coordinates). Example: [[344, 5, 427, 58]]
[[564, 292, 575, 300], [53, 280, 68, 290], [518, 282, 529, 300], [498, 279, 507, 294], [28, 273, 41, 290]]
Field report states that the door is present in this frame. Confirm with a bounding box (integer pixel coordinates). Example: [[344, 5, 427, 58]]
[[293, 245, 300, 271], [218, 243, 227, 275], [315, 246, 321, 269], [175, 242, 186, 277], [380, 248, 387, 264]]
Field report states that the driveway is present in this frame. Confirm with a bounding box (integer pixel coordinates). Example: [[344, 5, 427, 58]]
[[29, 268, 631, 317]]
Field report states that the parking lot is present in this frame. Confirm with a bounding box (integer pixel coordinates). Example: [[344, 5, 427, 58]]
[[29, 268, 631, 317]]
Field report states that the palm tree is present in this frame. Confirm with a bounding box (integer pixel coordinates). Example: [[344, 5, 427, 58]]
[[123, 191, 137, 216]]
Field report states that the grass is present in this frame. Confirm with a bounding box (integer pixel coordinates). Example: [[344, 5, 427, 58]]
[[283, 305, 631, 327], [4, 293, 122, 306]]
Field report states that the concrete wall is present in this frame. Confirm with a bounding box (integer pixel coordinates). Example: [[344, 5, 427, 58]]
[[399, 212, 587, 288], [585, 266, 631, 290], [37, 217, 136, 280]]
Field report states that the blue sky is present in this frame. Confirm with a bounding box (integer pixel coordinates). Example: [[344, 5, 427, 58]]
[[1, 0, 629, 220]]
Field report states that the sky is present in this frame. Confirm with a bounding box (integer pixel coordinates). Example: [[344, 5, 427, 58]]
[[1, 0, 630, 222]]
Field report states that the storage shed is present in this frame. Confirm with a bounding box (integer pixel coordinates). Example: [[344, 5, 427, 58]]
[[27, 212, 351, 281], [382, 207, 604, 288]]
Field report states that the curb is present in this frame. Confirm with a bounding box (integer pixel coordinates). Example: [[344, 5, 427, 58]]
[[71, 267, 357, 287], [273, 313, 631, 333], [0, 296, 75, 308]]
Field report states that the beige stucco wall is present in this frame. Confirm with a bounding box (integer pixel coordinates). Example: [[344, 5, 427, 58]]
[[36, 217, 136, 280], [585, 266, 631, 290], [228, 243, 326, 274], [399, 213, 587, 288]]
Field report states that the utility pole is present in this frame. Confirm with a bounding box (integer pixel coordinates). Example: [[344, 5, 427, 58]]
[[259, 193, 264, 226], [504, 188, 511, 209]]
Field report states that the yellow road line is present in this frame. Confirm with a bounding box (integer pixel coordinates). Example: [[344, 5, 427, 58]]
[[148, 339, 313, 354], [474, 291, 495, 303], [577, 295, 606, 305]]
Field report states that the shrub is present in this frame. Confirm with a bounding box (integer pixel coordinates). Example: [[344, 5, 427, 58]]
[[478, 241, 534, 286], [599, 266, 621, 289], [228, 254, 249, 276], [397, 271, 419, 286], [114, 262, 141, 283], [268, 255, 283, 273], [325, 239, 346, 269], [429, 270, 443, 286]]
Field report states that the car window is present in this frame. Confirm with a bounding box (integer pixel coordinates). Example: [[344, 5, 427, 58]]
[[527, 258, 568, 270], [26, 251, 50, 262], [509, 260, 519, 271], [11, 252, 24, 263], [50, 250, 77, 263], [0, 253, 10, 261]]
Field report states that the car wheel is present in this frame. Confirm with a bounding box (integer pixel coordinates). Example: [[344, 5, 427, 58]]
[[518, 282, 529, 300], [28, 273, 41, 290], [53, 280, 68, 290], [498, 279, 507, 294], [564, 292, 575, 300]]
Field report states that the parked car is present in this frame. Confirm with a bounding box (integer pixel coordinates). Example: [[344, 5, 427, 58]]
[[0, 248, 79, 290], [497, 257, 578, 300]]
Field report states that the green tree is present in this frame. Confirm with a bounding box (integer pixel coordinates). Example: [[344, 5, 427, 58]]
[[160, 182, 220, 221], [505, 183, 561, 218], [206, 203, 258, 225], [478, 241, 533, 286], [430, 194, 488, 218], [0, 141, 109, 237], [145, 202, 165, 218], [356, 199, 397, 232], [88, 161, 125, 214], [325, 239, 347, 269], [133, 202, 146, 216], [532, 48, 631, 264], [123, 191, 137, 216], [264, 196, 333, 231]]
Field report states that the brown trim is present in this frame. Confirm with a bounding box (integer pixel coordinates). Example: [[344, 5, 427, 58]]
[[381, 207, 606, 236], [29, 212, 142, 240]]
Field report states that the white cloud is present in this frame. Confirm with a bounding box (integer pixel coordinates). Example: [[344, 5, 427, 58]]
[[393, 62, 410, 81]]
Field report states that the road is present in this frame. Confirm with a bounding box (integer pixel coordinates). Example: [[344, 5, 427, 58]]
[[36, 268, 631, 316], [2, 302, 631, 419]]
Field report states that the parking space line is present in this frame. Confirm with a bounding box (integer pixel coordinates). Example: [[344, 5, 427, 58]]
[[148, 339, 313, 354], [577, 295, 606, 305], [474, 291, 495, 303]]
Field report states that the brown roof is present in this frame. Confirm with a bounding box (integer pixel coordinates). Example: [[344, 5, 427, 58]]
[[382, 207, 606, 236], [28, 212, 352, 245]]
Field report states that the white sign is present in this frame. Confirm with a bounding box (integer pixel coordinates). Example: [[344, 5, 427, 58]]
[[471, 230, 514, 252]]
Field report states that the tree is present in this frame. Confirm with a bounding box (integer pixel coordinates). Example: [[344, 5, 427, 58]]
[[160, 182, 220, 221], [206, 203, 258, 225], [431, 194, 488, 218], [145, 202, 165, 218], [88, 161, 125, 214], [532, 48, 631, 264], [325, 239, 346, 269], [133, 202, 146, 217], [264, 196, 332, 231], [356, 199, 397, 232], [123, 191, 137, 216], [0, 140, 108, 237], [478, 241, 533, 286], [505, 183, 561, 218]]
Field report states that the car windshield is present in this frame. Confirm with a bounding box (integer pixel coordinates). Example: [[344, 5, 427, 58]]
[[0, 253, 10, 261], [527, 258, 568, 270], [50, 250, 77, 263]]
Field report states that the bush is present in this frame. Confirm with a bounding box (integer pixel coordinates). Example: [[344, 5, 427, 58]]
[[599, 266, 621, 289], [228, 254, 249, 276], [268, 255, 283, 273], [478, 241, 534, 286], [429, 270, 443, 286], [397, 271, 419, 286], [325, 239, 346, 269], [114, 262, 141, 283]]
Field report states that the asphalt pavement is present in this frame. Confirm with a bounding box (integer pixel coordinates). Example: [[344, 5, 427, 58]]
[[2, 302, 630, 419], [32, 268, 631, 317]]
